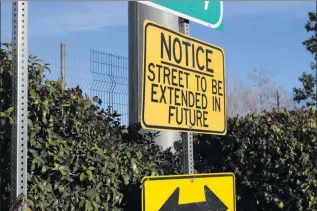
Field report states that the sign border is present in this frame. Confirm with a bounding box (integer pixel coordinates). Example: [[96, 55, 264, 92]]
[[138, 1, 224, 29], [141, 173, 236, 211], [141, 20, 227, 135]]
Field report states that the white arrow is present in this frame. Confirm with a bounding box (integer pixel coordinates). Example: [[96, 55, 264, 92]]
[[204, 1, 209, 10]]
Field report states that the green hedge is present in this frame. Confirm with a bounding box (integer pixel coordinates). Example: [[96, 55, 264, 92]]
[[195, 110, 317, 210], [26, 57, 181, 211], [1, 45, 317, 210], [0, 45, 180, 211]]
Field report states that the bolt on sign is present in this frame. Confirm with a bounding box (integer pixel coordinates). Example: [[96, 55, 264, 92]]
[[141, 20, 226, 135], [141, 173, 236, 211]]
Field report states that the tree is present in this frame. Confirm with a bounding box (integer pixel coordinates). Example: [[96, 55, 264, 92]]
[[293, 11, 317, 107], [227, 80, 258, 117], [227, 68, 294, 117]]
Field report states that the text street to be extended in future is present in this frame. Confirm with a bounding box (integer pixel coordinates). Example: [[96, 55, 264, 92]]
[[142, 20, 226, 134]]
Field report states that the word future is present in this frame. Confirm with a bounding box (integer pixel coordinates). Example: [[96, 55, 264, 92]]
[[142, 20, 226, 134]]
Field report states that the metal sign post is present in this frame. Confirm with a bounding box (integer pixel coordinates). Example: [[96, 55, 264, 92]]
[[139, 3, 232, 210], [10, 1, 28, 210], [182, 131, 194, 174], [179, 18, 194, 174]]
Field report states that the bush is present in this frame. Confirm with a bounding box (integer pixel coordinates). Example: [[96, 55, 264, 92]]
[[0, 44, 13, 211], [195, 110, 317, 210], [0, 44, 180, 211], [1, 44, 316, 211]]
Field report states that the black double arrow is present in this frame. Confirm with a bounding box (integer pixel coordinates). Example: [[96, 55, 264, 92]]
[[158, 185, 228, 211]]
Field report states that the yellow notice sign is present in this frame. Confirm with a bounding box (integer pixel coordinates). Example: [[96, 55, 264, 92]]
[[142, 173, 236, 211], [141, 20, 226, 135]]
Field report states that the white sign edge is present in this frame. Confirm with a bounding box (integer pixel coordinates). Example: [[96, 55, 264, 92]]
[[138, 1, 223, 29]]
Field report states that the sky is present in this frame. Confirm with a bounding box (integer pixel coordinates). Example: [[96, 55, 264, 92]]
[[1, 1, 316, 120]]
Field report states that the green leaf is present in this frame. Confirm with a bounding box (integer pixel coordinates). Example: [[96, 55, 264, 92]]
[[278, 201, 284, 208], [111, 187, 118, 205], [123, 174, 130, 185], [103, 203, 109, 211], [49, 86, 55, 93], [30, 89, 36, 99], [87, 189, 98, 199], [27, 199, 35, 208], [59, 166, 68, 176], [86, 170, 93, 181], [80, 173, 86, 181], [91, 200, 99, 210], [95, 193, 101, 203], [85, 200, 93, 211], [48, 141, 57, 146], [8, 116, 14, 125], [6, 106, 14, 113], [131, 158, 137, 164], [41, 166, 47, 173], [136, 151, 142, 159], [30, 138, 36, 146]]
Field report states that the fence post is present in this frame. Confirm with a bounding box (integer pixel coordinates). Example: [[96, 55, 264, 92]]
[[277, 89, 280, 112], [60, 42, 66, 89]]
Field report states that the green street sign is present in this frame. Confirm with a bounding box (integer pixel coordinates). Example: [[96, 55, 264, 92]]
[[139, 1, 223, 31]]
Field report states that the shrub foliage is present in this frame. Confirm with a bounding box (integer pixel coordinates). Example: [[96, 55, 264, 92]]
[[0, 45, 179, 211], [0, 44, 316, 211], [195, 110, 317, 210]]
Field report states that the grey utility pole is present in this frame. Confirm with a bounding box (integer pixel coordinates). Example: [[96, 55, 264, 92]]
[[128, 2, 193, 174], [10, 1, 28, 210], [128, 2, 181, 152]]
